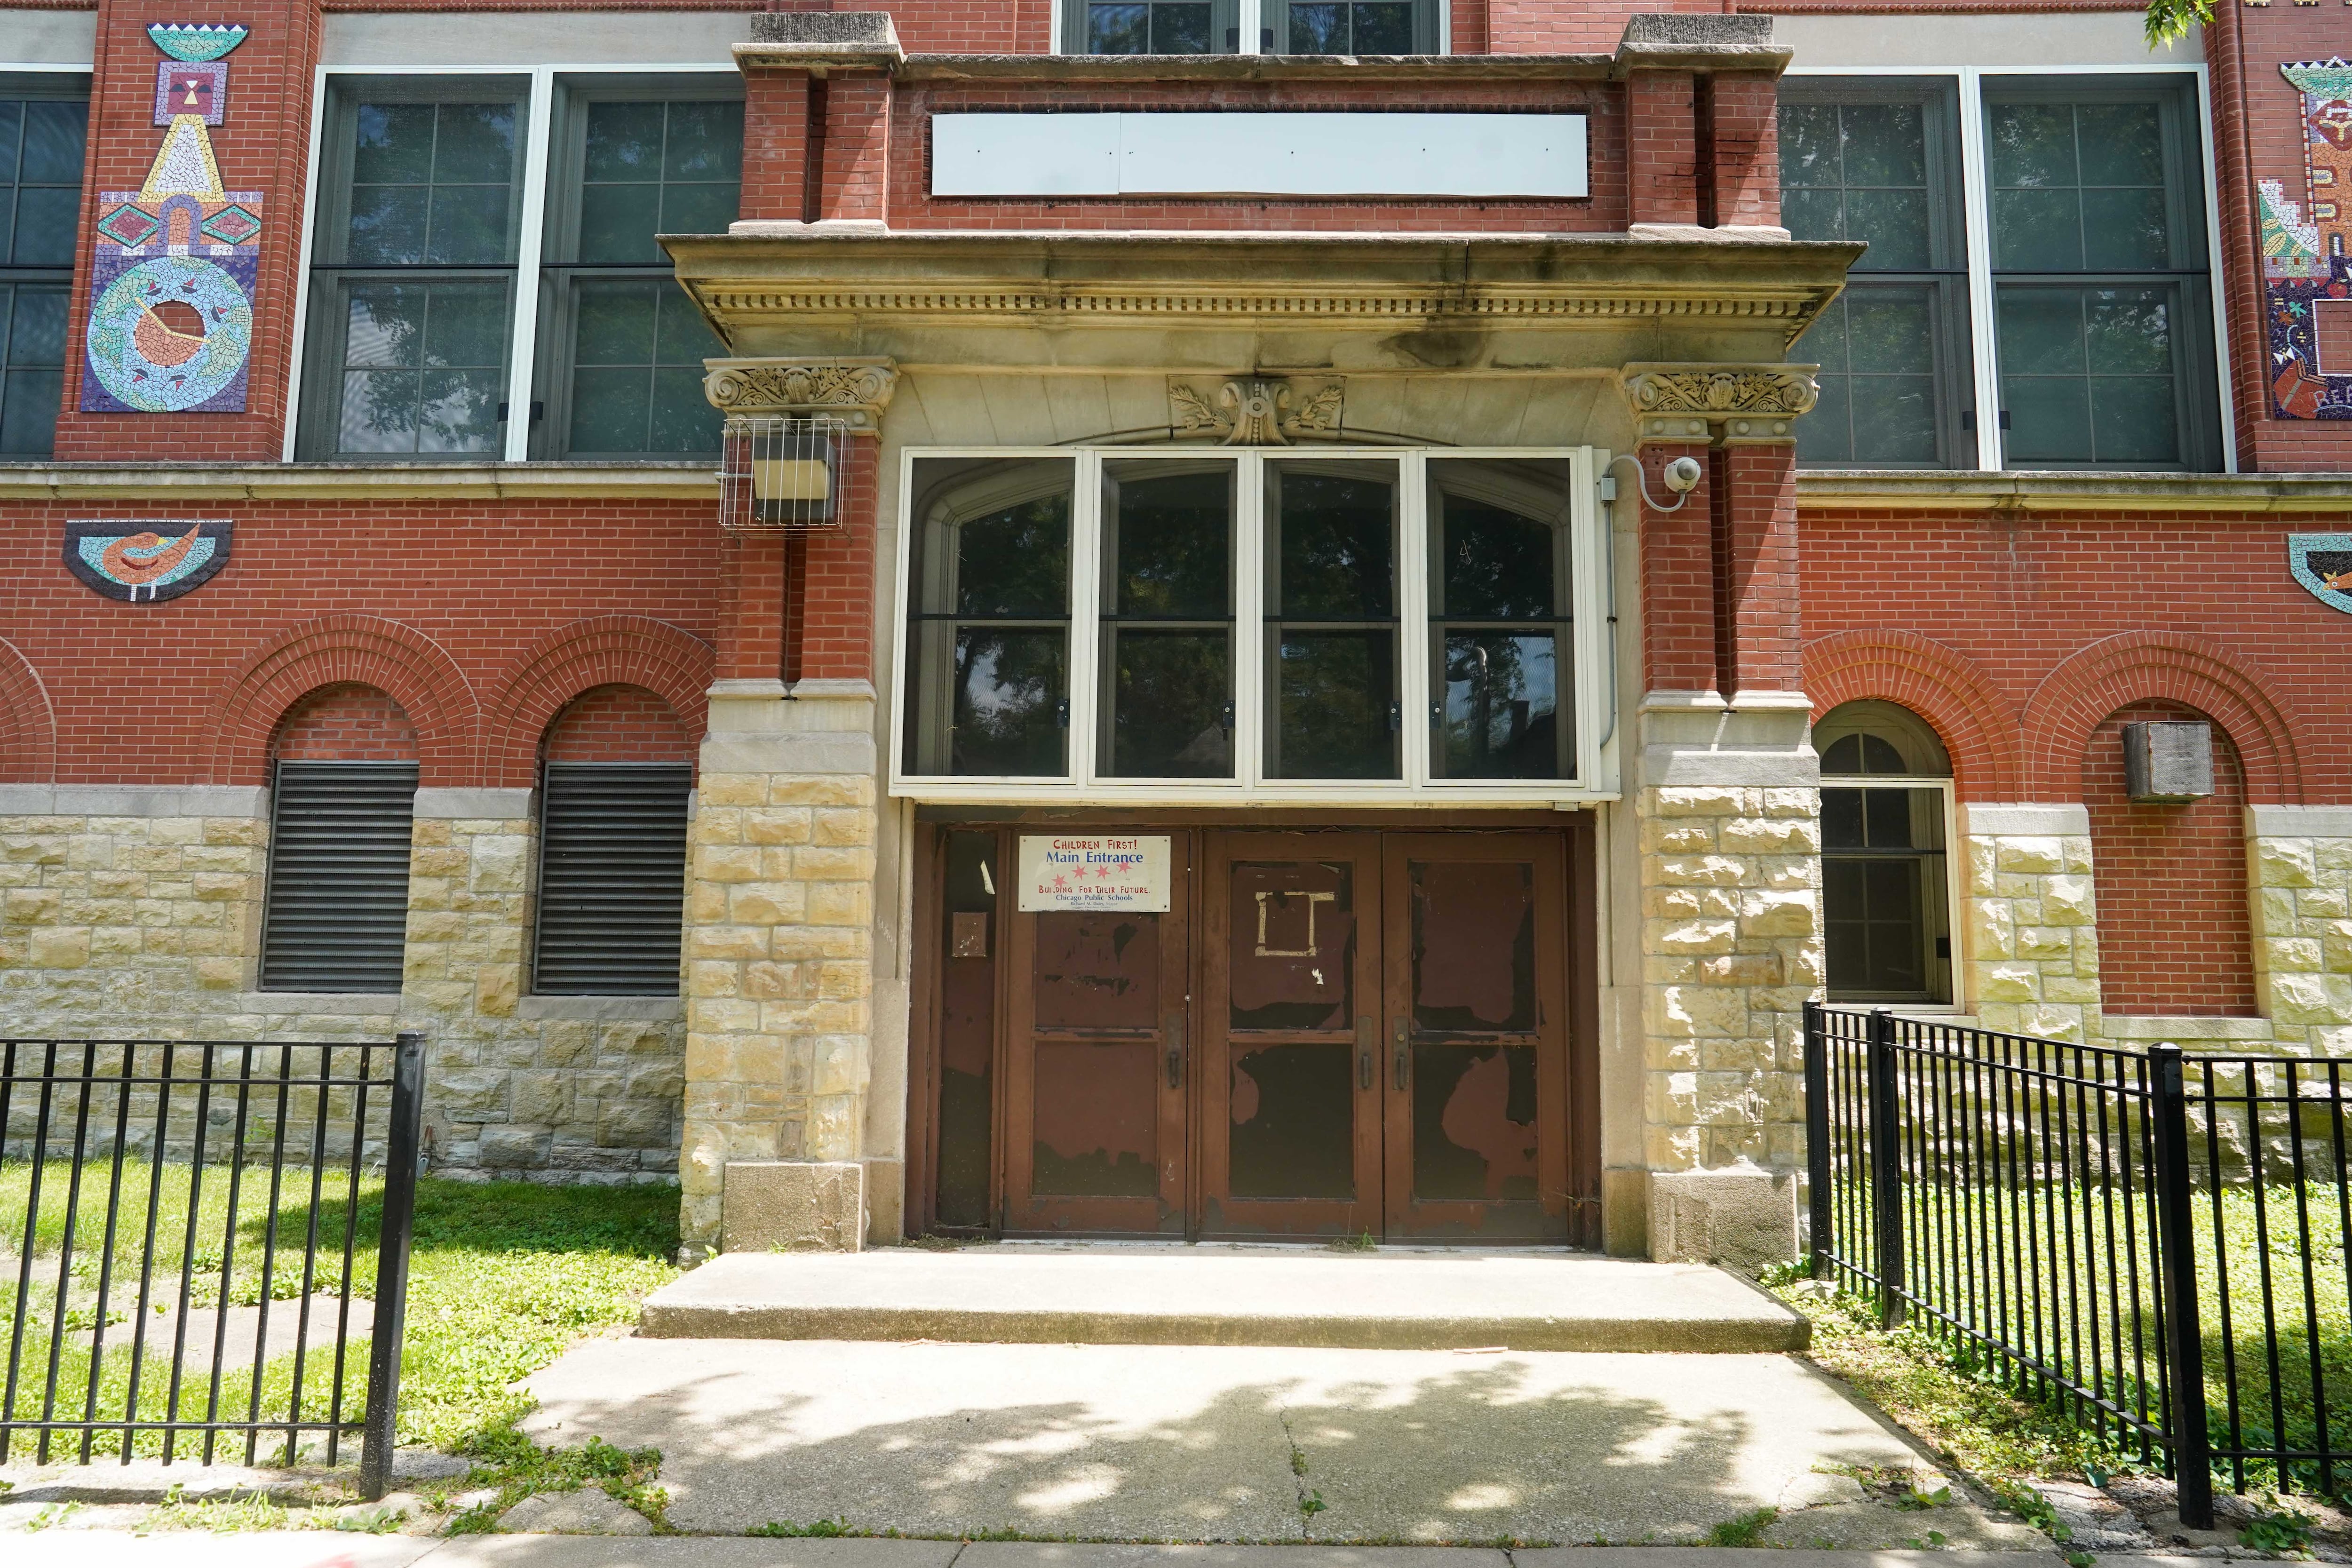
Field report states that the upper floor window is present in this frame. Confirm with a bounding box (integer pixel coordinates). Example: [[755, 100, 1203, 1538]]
[[1781, 72, 2220, 472], [895, 447, 1605, 804], [1061, 0, 1437, 54], [0, 79, 87, 457], [300, 78, 528, 459], [298, 73, 740, 463]]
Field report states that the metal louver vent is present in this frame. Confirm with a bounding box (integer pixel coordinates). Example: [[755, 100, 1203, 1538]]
[[261, 761, 419, 993], [533, 763, 692, 996]]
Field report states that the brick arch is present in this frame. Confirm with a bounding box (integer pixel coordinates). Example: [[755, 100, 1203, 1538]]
[[0, 637, 56, 784], [1802, 630, 2024, 801], [481, 616, 714, 787], [2020, 632, 2305, 804], [206, 616, 477, 787]]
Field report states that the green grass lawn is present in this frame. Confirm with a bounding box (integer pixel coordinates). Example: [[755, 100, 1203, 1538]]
[[2, 1160, 679, 1464], [1811, 1176, 2352, 1498]]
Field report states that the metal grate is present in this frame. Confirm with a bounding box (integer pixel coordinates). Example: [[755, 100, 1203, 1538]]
[[718, 415, 849, 530], [260, 763, 417, 994], [532, 762, 692, 996]]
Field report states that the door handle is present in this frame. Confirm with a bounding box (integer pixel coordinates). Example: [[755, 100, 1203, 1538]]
[[1355, 1013, 1375, 1090], [1393, 1017, 1409, 1091], [1166, 1010, 1185, 1090]]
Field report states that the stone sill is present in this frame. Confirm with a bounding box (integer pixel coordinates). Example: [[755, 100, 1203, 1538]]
[[2100, 1015, 2280, 1043], [230, 993, 401, 1017], [1798, 470, 2352, 513], [518, 995, 684, 1023], [0, 461, 718, 502]]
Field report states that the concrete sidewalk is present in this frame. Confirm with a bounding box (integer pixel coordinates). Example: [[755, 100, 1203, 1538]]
[[0, 1536, 2151, 1567], [636, 1246, 1807, 1353], [519, 1338, 2028, 1546]]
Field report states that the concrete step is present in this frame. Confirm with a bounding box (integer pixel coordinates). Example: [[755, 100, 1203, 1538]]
[[638, 1242, 1808, 1352]]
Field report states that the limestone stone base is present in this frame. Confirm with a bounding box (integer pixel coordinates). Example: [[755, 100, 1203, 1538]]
[[1647, 1163, 1799, 1273], [722, 1159, 866, 1253]]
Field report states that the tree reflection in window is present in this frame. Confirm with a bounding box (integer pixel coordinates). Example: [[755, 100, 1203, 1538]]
[[1427, 460, 1575, 780], [905, 459, 1074, 778]]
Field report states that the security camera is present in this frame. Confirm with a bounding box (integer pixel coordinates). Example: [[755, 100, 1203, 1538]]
[[1662, 456, 1704, 494]]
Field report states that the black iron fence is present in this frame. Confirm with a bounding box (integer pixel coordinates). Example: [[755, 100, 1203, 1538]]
[[1, 1033, 422, 1498], [1807, 1003, 2352, 1523]]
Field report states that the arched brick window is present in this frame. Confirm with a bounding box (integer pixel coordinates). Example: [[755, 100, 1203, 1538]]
[[2083, 700, 2256, 1017], [532, 685, 693, 997], [262, 685, 420, 993], [1816, 699, 1956, 1006]]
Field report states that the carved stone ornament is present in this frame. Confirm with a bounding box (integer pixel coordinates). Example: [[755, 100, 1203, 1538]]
[[1167, 376, 1345, 445], [1619, 362, 1819, 441], [702, 357, 898, 432]]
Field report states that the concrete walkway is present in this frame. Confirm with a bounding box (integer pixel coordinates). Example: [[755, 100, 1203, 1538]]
[[0, 1537, 2152, 1567], [638, 1246, 1805, 1353], [519, 1337, 2017, 1545]]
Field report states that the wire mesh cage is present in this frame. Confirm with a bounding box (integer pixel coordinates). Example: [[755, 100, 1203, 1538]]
[[719, 415, 851, 531]]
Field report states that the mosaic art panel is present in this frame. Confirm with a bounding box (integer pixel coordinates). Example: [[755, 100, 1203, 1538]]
[[2264, 58, 2352, 420]]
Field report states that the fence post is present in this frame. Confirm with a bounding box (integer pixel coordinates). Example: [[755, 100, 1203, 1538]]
[[360, 1032, 425, 1502], [2150, 1043, 2215, 1530], [1867, 1008, 1905, 1328], [1804, 1001, 1832, 1278]]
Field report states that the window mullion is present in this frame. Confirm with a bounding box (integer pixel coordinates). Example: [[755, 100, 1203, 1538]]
[[1067, 448, 1104, 787], [504, 67, 555, 463], [1239, 0, 1264, 54], [1955, 69, 2003, 472], [1234, 450, 1265, 788], [1398, 448, 1432, 788]]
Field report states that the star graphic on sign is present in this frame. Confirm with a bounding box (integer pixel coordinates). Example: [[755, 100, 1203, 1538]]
[[1051, 874, 1068, 890]]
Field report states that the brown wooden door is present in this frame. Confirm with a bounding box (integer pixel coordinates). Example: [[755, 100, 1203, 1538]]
[[1198, 832, 1384, 1239], [1380, 832, 1572, 1241], [1001, 835, 1192, 1235]]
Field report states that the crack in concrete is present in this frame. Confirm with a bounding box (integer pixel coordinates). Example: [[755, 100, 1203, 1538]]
[[1275, 1403, 1321, 1540]]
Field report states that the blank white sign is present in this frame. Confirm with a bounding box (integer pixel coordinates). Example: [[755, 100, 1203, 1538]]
[[931, 111, 1588, 199]]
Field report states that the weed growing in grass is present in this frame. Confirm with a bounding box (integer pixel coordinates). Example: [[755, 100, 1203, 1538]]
[[445, 1427, 668, 1532], [2241, 1509, 2316, 1555], [1298, 1489, 1329, 1522], [1706, 1507, 1778, 1546], [137, 1488, 291, 1534]]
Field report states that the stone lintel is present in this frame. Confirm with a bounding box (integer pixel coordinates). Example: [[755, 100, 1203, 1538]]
[[413, 787, 533, 820], [1961, 803, 2092, 838], [0, 784, 269, 819], [735, 10, 903, 73]]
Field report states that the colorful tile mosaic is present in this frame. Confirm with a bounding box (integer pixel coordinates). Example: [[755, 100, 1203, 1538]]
[[154, 61, 226, 127], [60, 519, 233, 604], [2264, 58, 2352, 420], [2288, 533, 2352, 614], [81, 28, 260, 416], [145, 24, 246, 62]]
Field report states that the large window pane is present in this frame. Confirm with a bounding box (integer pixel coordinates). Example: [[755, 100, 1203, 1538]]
[[1998, 284, 2180, 465], [567, 280, 723, 455], [1101, 462, 1234, 779], [334, 280, 509, 454], [346, 99, 518, 265], [1265, 461, 1398, 780], [0, 282, 65, 456], [0, 91, 83, 458], [1284, 1, 1421, 52], [906, 458, 1075, 778], [1427, 459, 1575, 780], [1799, 285, 1943, 466]]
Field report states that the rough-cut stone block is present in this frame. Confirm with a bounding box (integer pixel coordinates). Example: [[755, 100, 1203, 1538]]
[[1648, 1164, 1798, 1271], [722, 1159, 865, 1253]]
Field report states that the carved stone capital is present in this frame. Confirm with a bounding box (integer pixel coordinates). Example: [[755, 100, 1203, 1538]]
[[1619, 363, 1819, 443], [1167, 376, 1344, 445], [703, 358, 899, 432]]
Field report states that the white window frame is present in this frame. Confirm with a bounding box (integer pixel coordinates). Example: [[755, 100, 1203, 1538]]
[[282, 61, 737, 464], [889, 443, 1614, 807], [1785, 62, 2234, 475], [1051, 0, 1450, 56]]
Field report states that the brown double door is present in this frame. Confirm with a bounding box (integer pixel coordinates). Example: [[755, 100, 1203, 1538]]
[[985, 828, 1577, 1243]]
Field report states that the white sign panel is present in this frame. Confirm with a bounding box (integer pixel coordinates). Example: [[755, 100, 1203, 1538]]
[[1018, 835, 1171, 913], [931, 111, 1588, 199]]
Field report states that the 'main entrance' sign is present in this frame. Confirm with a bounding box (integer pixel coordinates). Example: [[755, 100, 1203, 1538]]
[[1018, 836, 1172, 913]]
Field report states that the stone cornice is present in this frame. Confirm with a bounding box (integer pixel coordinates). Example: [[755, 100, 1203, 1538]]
[[668, 232, 1861, 348], [0, 462, 719, 502], [1796, 470, 2352, 514]]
